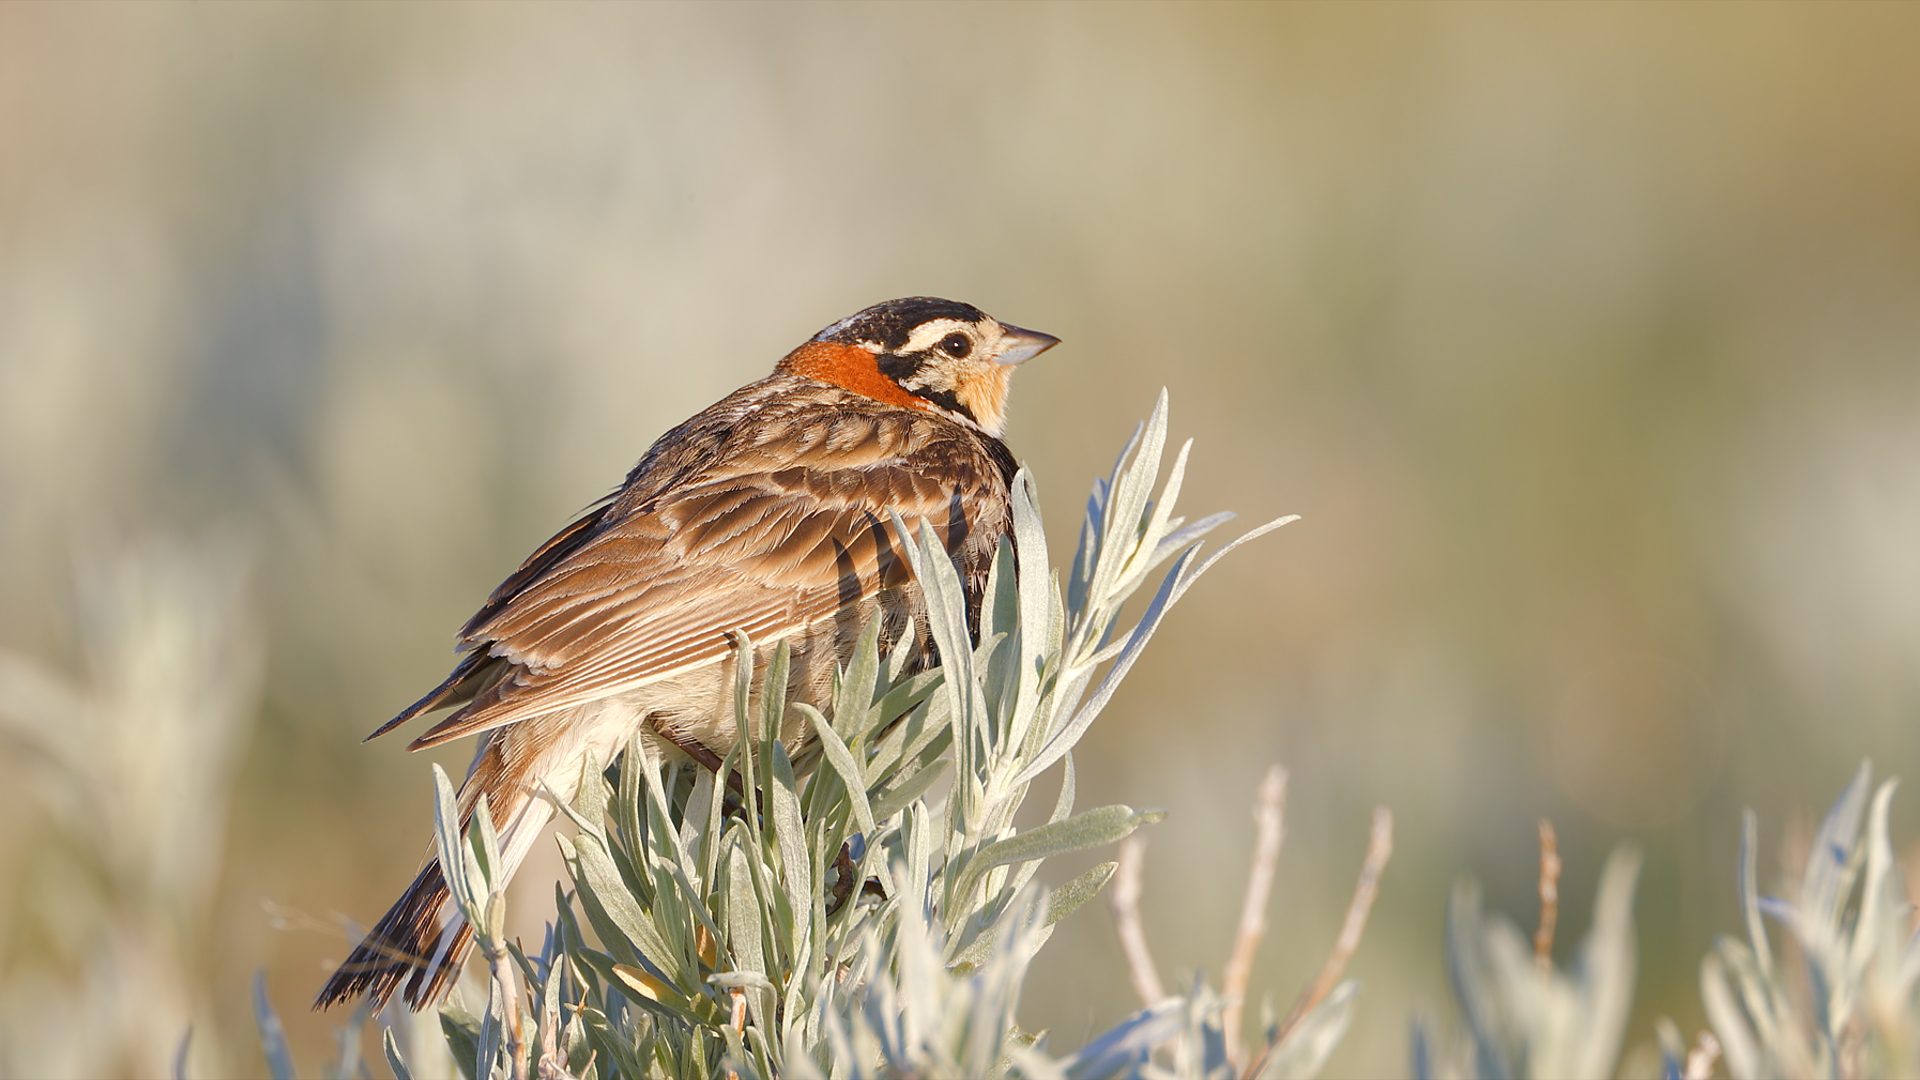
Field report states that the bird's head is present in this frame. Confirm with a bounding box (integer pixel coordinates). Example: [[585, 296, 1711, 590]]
[[777, 296, 1059, 438]]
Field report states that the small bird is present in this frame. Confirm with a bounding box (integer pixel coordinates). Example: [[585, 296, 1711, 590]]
[[316, 297, 1057, 1010]]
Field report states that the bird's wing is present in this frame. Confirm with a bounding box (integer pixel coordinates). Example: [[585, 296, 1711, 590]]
[[364, 496, 617, 742], [403, 420, 990, 750]]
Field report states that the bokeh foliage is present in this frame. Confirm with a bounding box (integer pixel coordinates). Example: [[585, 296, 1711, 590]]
[[5, 4, 1920, 1076]]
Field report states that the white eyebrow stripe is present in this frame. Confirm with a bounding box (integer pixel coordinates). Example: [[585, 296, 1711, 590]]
[[899, 318, 980, 354]]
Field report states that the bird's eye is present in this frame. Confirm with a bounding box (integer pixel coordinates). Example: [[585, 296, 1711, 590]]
[[939, 332, 972, 358]]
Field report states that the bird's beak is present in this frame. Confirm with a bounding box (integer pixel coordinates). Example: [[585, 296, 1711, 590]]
[[992, 323, 1061, 366]]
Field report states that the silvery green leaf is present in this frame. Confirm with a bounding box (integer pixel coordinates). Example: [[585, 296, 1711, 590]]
[[1086, 391, 1167, 606], [572, 753, 610, 837], [382, 1027, 413, 1080], [431, 764, 480, 920], [172, 1027, 193, 1080], [950, 860, 1117, 972], [1725, 937, 1800, 1071], [885, 597, 921, 682], [729, 632, 761, 830], [1147, 511, 1236, 574], [569, 1004, 646, 1079], [1045, 860, 1118, 929], [1409, 1017, 1439, 1080], [720, 1023, 758, 1080], [955, 805, 1159, 906], [1701, 950, 1761, 1079], [700, 758, 727, 887], [832, 614, 884, 740], [709, 971, 780, 993], [904, 802, 935, 907], [1050, 754, 1077, 825], [468, 791, 503, 894], [632, 742, 724, 941], [1258, 981, 1358, 1080], [768, 738, 813, 947], [533, 944, 562, 1074], [1062, 1000, 1185, 1080], [1132, 438, 1193, 577], [1013, 550, 1196, 788], [1165, 514, 1301, 609], [568, 826, 680, 985], [252, 973, 295, 1080], [1008, 1043, 1071, 1080], [678, 766, 714, 857], [1008, 471, 1054, 754], [725, 834, 774, 1031], [1443, 881, 1510, 1080], [897, 518, 984, 824], [869, 755, 951, 822], [1002, 756, 1079, 905], [866, 693, 949, 784], [1800, 761, 1871, 936], [1565, 849, 1640, 1080], [984, 547, 1021, 749], [476, 976, 503, 1080], [438, 999, 482, 1080], [1067, 495, 1100, 630], [1654, 1018, 1687, 1080], [1848, 780, 1899, 980], [981, 534, 1016, 655], [1738, 810, 1772, 982], [866, 668, 944, 745], [803, 703, 876, 835], [760, 639, 792, 764], [614, 740, 646, 869]]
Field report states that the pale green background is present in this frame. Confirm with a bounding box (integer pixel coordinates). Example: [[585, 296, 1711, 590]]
[[3, 4, 1919, 1076]]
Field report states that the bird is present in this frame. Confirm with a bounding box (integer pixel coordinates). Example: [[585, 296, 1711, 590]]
[[315, 296, 1058, 1010]]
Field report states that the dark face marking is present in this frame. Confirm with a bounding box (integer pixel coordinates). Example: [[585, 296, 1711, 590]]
[[872, 345, 975, 424], [875, 349, 925, 384], [915, 386, 976, 424], [801, 297, 1019, 434], [815, 297, 987, 351]]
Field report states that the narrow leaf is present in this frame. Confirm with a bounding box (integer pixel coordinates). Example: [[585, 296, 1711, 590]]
[[252, 973, 295, 1080], [956, 805, 1159, 904]]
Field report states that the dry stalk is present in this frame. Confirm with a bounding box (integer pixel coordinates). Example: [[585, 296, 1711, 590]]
[[1684, 1030, 1722, 1080], [481, 921, 528, 1080], [724, 987, 748, 1080], [1535, 819, 1562, 970], [1906, 841, 1920, 933], [535, 978, 566, 1080], [1109, 835, 1167, 1006], [1222, 766, 1287, 1069], [1271, 807, 1393, 1045]]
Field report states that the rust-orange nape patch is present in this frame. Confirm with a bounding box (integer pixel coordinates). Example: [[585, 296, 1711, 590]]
[[777, 341, 930, 412]]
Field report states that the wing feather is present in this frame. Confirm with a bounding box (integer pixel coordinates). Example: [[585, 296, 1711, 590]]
[[405, 400, 1000, 751]]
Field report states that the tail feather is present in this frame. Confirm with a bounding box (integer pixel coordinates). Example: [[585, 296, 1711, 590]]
[[313, 856, 472, 1010], [318, 707, 610, 1006], [316, 731, 564, 1011]]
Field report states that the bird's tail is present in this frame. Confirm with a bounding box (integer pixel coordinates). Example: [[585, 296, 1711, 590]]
[[312, 847, 468, 1010], [314, 737, 557, 1011]]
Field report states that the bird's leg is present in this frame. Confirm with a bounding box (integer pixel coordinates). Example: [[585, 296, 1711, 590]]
[[827, 844, 857, 915], [823, 840, 892, 916], [648, 718, 725, 774], [647, 717, 745, 798]]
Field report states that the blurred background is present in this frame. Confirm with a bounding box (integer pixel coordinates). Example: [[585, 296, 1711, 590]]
[[3, 3, 1919, 1076]]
